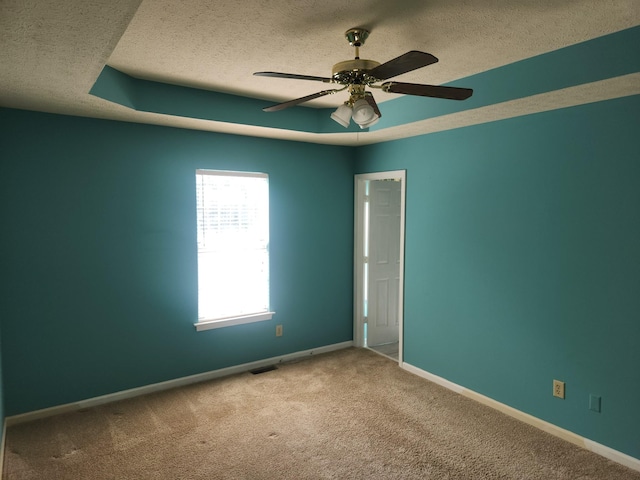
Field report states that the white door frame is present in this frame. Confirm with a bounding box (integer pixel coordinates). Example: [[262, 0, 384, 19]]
[[353, 170, 406, 364]]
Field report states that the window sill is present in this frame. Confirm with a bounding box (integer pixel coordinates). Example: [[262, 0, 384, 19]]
[[194, 311, 275, 332]]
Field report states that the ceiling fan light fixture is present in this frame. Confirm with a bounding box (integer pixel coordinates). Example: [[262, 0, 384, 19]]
[[351, 98, 379, 129], [356, 114, 380, 129], [331, 103, 353, 128]]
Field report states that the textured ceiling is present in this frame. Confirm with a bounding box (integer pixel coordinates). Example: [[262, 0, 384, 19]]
[[0, 0, 638, 145]]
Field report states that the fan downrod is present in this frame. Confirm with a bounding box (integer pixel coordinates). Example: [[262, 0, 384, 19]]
[[331, 28, 380, 85]]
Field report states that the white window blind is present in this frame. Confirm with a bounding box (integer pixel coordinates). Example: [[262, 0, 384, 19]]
[[195, 170, 270, 324]]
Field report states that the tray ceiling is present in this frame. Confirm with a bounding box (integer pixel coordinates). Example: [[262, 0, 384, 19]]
[[1, 0, 638, 145]]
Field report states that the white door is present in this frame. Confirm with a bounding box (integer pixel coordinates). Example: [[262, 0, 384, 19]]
[[366, 179, 402, 347]]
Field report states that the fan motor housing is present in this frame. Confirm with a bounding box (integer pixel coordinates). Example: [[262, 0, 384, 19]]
[[332, 59, 381, 84]]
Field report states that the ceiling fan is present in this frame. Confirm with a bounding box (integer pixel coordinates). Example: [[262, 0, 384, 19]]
[[254, 28, 473, 129]]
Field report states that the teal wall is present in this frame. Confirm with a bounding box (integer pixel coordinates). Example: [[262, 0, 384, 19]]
[[355, 95, 640, 459], [0, 89, 638, 461], [0, 108, 355, 415]]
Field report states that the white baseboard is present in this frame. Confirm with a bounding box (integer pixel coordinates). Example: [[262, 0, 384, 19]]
[[6, 341, 353, 427], [402, 362, 640, 473], [0, 419, 6, 477]]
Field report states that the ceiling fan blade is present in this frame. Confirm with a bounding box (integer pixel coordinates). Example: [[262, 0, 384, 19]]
[[367, 51, 439, 80], [382, 82, 473, 100], [254, 71, 333, 83], [364, 92, 381, 118], [263, 89, 339, 112]]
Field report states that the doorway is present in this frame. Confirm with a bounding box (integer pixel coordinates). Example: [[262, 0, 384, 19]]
[[354, 171, 406, 364]]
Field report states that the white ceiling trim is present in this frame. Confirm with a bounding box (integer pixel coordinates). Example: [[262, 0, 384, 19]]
[[351, 73, 640, 145], [91, 73, 638, 147]]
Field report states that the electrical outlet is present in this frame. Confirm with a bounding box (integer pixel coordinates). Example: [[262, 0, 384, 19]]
[[553, 380, 565, 399], [275, 325, 283, 337]]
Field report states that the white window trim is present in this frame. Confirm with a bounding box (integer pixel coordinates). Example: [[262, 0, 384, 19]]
[[194, 168, 272, 332], [195, 169, 267, 179], [194, 311, 276, 332]]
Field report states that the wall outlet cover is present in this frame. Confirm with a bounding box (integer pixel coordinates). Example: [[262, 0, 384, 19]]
[[553, 380, 565, 399]]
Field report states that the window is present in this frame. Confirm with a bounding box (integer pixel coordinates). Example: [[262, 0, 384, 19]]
[[194, 169, 273, 331]]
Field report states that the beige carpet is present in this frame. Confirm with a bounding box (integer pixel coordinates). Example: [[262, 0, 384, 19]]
[[4, 347, 639, 479]]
